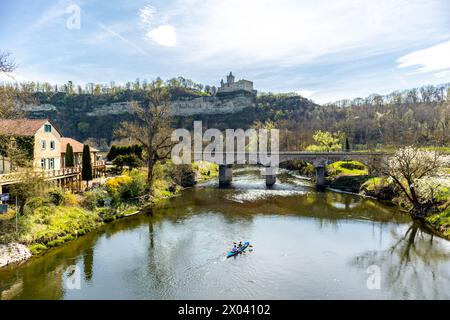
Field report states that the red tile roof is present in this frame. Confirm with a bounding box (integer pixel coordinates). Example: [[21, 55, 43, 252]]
[[0, 118, 62, 136], [61, 137, 99, 153]]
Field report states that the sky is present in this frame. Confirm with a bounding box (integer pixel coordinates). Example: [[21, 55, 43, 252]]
[[0, 0, 449, 103]]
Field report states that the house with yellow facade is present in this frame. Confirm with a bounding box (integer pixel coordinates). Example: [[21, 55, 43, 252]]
[[0, 118, 99, 174]]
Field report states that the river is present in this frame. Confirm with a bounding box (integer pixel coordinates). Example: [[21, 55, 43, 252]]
[[1, 168, 450, 300]]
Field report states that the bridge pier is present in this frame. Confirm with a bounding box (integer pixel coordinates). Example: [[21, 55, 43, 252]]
[[315, 165, 326, 190], [264, 167, 277, 187], [219, 165, 233, 186]]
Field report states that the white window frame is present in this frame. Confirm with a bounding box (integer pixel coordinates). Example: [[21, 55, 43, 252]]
[[41, 140, 46, 150], [44, 124, 52, 132], [41, 159, 46, 169], [50, 140, 55, 150]]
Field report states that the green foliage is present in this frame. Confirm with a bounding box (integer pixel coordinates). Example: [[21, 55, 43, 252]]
[[360, 177, 396, 201], [15, 136, 34, 161], [10, 172, 47, 215], [112, 154, 141, 169], [107, 144, 143, 161], [82, 189, 109, 210], [306, 131, 343, 152], [47, 234, 75, 247], [104, 169, 147, 201], [191, 161, 218, 183], [77, 122, 90, 133], [65, 143, 74, 167], [48, 188, 65, 206], [326, 161, 368, 177], [63, 192, 78, 206], [117, 169, 146, 199], [16, 205, 99, 244], [426, 208, 450, 237], [81, 144, 93, 182], [28, 243, 48, 255]]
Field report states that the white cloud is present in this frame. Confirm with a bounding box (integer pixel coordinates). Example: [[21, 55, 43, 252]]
[[139, 5, 177, 47], [145, 24, 177, 47], [163, 0, 446, 66], [297, 90, 315, 98], [32, 0, 74, 29], [397, 40, 450, 73]]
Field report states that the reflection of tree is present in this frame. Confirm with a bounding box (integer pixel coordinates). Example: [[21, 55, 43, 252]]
[[83, 246, 94, 282], [351, 223, 450, 299]]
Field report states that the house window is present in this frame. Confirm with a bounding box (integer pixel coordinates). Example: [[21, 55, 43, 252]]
[[50, 140, 55, 150], [44, 124, 52, 132], [41, 140, 46, 150], [41, 159, 46, 169], [49, 158, 55, 170]]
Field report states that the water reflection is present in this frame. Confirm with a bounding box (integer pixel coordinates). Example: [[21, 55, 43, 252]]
[[351, 223, 450, 299], [0, 169, 449, 299]]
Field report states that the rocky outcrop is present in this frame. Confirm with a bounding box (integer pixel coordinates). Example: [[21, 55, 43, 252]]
[[26, 91, 256, 117], [171, 92, 255, 116], [0, 243, 32, 268]]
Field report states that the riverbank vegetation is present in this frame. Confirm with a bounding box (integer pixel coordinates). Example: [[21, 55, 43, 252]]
[[0, 160, 218, 258], [311, 146, 450, 238]]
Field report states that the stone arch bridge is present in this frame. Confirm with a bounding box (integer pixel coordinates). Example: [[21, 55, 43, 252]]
[[209, 151, 389, 189]]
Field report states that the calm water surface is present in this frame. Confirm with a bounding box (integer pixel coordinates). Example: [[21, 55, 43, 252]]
[[1, 168, 450, 299]]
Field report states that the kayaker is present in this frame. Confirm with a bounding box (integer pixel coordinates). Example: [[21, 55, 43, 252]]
[[231, 245, 238, 252], [238, 241, 243, 248]]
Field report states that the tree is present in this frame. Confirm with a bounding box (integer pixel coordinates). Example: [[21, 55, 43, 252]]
[[345, 137, 350, 151], [382, 146, 444, 217], [10, 170, 47, 215], [0, 52, 34, 171], [65, 143, 74, 167], [0, 51, 16, 73], [112, 154, 141, 170], [115, 81, 174, 189], [81, 144, 93, 188], [306, 131, 342, 151]]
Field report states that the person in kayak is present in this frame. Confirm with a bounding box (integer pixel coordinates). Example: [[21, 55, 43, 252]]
[[231, 245, 238, 252], [238, 241, 243, 248]]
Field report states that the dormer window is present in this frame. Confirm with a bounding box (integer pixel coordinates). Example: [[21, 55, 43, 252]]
[[44, 124, 52, 132]]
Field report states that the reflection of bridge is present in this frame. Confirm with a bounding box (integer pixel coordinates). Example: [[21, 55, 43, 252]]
[[210, 151, 389, 188]]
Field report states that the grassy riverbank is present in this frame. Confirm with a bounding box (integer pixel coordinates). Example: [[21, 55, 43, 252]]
[[0, 161, 218, 260], [322, 160, 450, 239]]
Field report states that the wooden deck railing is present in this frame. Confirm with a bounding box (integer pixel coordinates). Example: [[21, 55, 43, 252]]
[[0, 161, 106, 185]]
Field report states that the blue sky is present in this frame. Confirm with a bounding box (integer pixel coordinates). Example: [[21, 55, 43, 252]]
[[1, 0, 449, 103]]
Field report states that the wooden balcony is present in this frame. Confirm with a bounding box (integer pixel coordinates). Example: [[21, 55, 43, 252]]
[[0, 161, 106, 186]]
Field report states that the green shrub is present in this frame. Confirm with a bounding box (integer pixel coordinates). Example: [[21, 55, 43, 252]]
[[25, 197, 47, 212], [113, 154, 141, 170], [64, 192, 78, 206], [118, 169, 146, 199], [48, 188, 65, 206], [82, 189, 109, 209], [326, 161, 368, 177], [29, 243, 48, 255]]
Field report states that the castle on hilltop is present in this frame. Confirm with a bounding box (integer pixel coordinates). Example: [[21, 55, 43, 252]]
[[217, 72, 256, 94]]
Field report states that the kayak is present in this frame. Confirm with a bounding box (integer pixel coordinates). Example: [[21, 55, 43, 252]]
[[227, 241, 250, 258]]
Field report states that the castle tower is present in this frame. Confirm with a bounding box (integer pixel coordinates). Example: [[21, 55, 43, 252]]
[[226, 72, 235, 85]]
